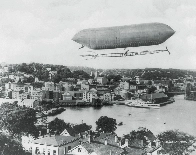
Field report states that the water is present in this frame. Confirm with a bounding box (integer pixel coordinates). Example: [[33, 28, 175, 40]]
[[48, 95, 196, 137]]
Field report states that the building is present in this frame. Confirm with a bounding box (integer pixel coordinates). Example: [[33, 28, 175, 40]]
[[67, 133, 124, 155], [18, 99, 39, 108], [62, 92, 73, 100], [44, 82, 55, 91], [60, 123, 91, 137], [96, 77, 108, 85], [68, 91, 84, 100], [31, 90, 43, 101], [103, 93, 113, 101], [32, 135, 80, 155]]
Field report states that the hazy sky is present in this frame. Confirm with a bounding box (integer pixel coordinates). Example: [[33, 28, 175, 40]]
[[0, 0, 196, 69]]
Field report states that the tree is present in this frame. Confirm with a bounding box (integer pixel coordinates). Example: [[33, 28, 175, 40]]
[[0, 134, 31, 155], [48, 118, 71, 135], [96, 116, 117, 133], [158, 130, 196, 155], [72, 70, 90, 79], [0, 104, 39, 138]]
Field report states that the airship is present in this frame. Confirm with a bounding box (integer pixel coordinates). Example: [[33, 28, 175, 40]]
[[72, 22, 175, 50]]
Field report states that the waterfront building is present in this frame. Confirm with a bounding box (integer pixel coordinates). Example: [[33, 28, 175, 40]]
[[103, 92, 113, 101], [68, 91, 85, 100], [62, 92, 73, 100]]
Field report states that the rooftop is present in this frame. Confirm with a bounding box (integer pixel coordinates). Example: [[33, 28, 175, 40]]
[[33, 135, 78, 146]]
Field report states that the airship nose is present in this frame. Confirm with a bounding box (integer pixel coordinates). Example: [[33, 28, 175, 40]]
[[72, 33, 79, 42]]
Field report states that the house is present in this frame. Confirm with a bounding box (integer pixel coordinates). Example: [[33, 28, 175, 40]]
[[83, 89, 97, 103], [68, 91, 85, 100], [121, 128, 162, 155], [103, 93, 113, 101], [32, 135, 80, 155], [44, 82, 55, 91], [96, 77, 108, 85], [31, 90, 43, 100], [60, 123, 91, 137], [18, 99, 39, 108], [62, 92, 73, 100], [67, 133, 124, 155]]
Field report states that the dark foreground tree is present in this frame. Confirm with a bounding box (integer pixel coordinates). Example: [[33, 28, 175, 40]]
[[158, 130, 196, 155], [0, 134, 31, 155], [48, 117, 71, 134], [96, 116, 117, 133], [0, 104, 39, 138]]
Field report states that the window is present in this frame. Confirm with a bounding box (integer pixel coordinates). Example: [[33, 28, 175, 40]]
[[43, 148, 46, 155], [35, 147, 40, 154], [68, 146, 71, 151], [53, 150, 56, 155], [48, 149, 50, 155], [78, 148, 82, 152]]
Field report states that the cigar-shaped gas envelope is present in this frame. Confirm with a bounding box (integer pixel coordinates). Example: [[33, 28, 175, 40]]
[[72, 22, 175, 50]]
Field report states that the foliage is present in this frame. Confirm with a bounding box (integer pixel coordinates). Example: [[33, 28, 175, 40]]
[[107, 74, 122, 83], [0, 134, 31, 155], [123, 127, 154, 146], [32, 82, 44, 88], [72, 70, 90, 79], [0, 103, 39, 138], [157, 130, 196, 155], [96, 116, 117, 133], [147, 86, 157, 94], [48, 117, 71, 134]]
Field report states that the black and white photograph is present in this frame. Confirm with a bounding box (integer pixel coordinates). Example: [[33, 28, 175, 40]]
[[0, 0, 196, 155]]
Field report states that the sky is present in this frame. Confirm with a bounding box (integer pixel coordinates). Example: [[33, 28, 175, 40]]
[[0, 0, 196, 69]]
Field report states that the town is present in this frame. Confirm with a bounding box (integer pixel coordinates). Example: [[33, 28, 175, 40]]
[[0, 62, 196, 108], [0, 62, 196, 155]]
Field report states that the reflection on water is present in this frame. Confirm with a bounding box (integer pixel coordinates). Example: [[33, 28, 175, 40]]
[[48, 95, 196, 136]]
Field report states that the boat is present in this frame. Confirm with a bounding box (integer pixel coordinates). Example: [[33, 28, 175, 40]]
[[126, 98, 160, 109], [118, 122, 123, 126]]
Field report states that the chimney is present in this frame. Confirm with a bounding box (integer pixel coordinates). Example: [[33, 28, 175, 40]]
[[47, 128, 49, 134], [115, 135, 118, 143], [141, 139, 143, 147], [105, 138, 107, 145], [88, 135, 91, 143], [82, 120, 83, 124], [119, 140, 122, 147], [125, 139, 128, 147]]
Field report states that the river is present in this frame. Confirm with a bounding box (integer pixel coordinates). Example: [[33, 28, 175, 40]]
[[48, 95, 196, 137]]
